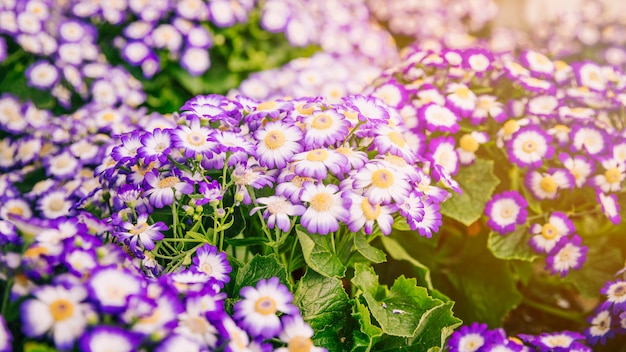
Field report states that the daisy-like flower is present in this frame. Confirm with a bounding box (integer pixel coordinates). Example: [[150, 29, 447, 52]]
[[276, 315, 327, 352], [529, 212, 575, 254], [524, 331, 585, 351], [344, 191, 395, 235], [254, 120, 304, 169], [155, 334, 201, 352], [485, 191, 528, 235], [181, 47, 211, 76], [526, 95, 559, 118], [250, 195, 305, 233], [21, 284, 90, 350], [411, 199, 442, 238], [472, 94, 506, 124], [419, 103, 459, 133], [546, 235, 588, 277], [372, 124, 418, 164], [26, 60, 59, 89], [303, 109, 350, 148], [585, 309, 613, 345], [592, 158, 625, 193], [597, 191, 621, 224], [570, 124, 607, 156], [352, 162, 412, 205], [87, 266, 144, 314], [445, 83, 476, 117], [191, 244, 232, 284], [520, 50, 555, 78], [115, 213, 167, 253], [37, 189, 72, 219], [172, 116, 213, 158], [143, 170, 194, 208], [526, 168, 574, 200], [0, 315, 12, 352], [447, 322, 489, 352], [558, 153, 594, 188], [46, 151, 80, 179], [138, 128, 174, 163], [79, 326, 141, 352], [600, 280, 626, 313], [292, 148, 348, 180], [456, 131, 489, 165], [174, 295, 219, 347], [342, 94, 390, 123], [0, 198, 33, 220], [234, 277, 298, 339], [507, 125, 553, 168], [300, 183, 349, 235], [244, 99, 294, 128], [573, 61, 606, 92], [427, 136, 459, 176]]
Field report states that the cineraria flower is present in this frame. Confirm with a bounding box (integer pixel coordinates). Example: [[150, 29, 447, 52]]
[[344, 191, 395, 235], [115, 213, 167, 253], [174, 295, 220, 347], [570, 124, 607, 156], [597, 191, 621, 224], [300, 182, 349, 235], [155, 334, 201, 352], [292, 148, 348, 180], [250, 195, 305, 233], [507, 125, 554, 168], [372, 124, 418, 164], [21, 284, 91, 350], [79, 326, 141, 352], [352, 162, 412, 204], [573, 62, 607, 92], [592, 158, 625, 193], [172, 116, 213, 158], [485, 191, 528, 235], [419, 103, 459, 133], [87, 266, 144, 313], [529, 212, 575, 254], [0, 315, 12, 352], [37, 189, 72, 219], [585, 309, 613, 345], [26, 60, 59, 89], [303, 109, 350, 148], [445, 83, 476, 117], [600, 280, 626, 313], [234, 277, 298, 339], [526, 168, 575, 200], [143, 170, 194, 208], [254, 120, 304, 169], [191, 244, 232, 284], [456, 131, 489, 165], [411, 199, 442, 238], [558, 153, 594, 188], [139, 128, 174, 163], [427, 136, 459, 176], [546, 235, 588, 277], [343, 95, 390, 123], [276, 315, 327, 352], [447, 322, 489, 352]]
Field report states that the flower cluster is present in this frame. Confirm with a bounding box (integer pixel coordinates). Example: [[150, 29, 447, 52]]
[[584, 268, 626, 346], [0, 215, 323, 351], [447, 322, 592, 352], [369, 44, 626, 277]]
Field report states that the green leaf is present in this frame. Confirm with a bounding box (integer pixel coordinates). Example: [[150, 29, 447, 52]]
[[223, 236, 269, 247], [410, 301, 462, 350], [351, 297, 383, 351], [354, 232, 386, 264], [487, 227, 540, 262], [440, 159, 500, 226], [565, 237, 623, 298], [233, 254, 289, 296], [296, 225, 346, 278], [23, 342, 58, 352]]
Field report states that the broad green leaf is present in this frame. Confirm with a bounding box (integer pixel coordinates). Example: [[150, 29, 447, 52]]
[[354, 232, 386, 264], [410, 301, 462, 350], [293, 269, 350, 332], [296, 226, 346, 278], [487, 227, 540, 262], [233, 254, 289, 296], [565, 238, 623, 298], [351, 297, 383, 352], [440, 159, 500, 226]]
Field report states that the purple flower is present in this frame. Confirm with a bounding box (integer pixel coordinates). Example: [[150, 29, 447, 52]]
[[485, 191, 528, 235], [115, 213, 167, 253], [250, 195, 305, 233], [507, 125, 554, 169], [86, 266, 145, 314], [191, 244, 232, 284], [447, 322, 489, 352], [143, 170, 194, 208], [546, 235, 587, 277], [600, 279, 626, 313], [585, 309, 613, 345], [597, 191, 621, 224], [79, 326, 141, 352], [0, 315, 12, 352]]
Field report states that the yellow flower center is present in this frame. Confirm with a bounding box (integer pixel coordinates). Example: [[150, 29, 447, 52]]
[[49, 299, 74, 321], [256, 101, 277, 111], [361, 199, 381, 220], [371, 169, 394, 188], [553, 124, 569, 133], [311, 114, 333, 130], [541, 223, 559, 240], [500, 207, 513, 219], [187, 316, 210, 334], [296, 103, 314, 115], [24, 245, 48, 258], [605, 167, 621, 184], [139, 309, 161, 324], [455, 86, 471, 99], [310, 193, 333, 212], [522, 140, 537, 153], [460, 134, 479, 153], [476, 98, 493, 110], [158, 176, 180, 188], [539, 176, 558, 194], [291, 176, 313, 188], [186, 132, 205, 146], [200, 262, 213, 275], [306, 149, 328, 162], [387, 131, 406, 147], [612, 283, 626, 297], [7, 206, 24, 216], [588, 71, 601, 83], [288, 336, 314, 352], [129, 222, 148, 235], [264, 130, 286, 150], [534, 53, 550, 65], [254, 296, 277, 315], [48, 198, 65, 212], [544, 336, 569, 347], [102, 112, 116, 122], [343, 110, 359, 121], [502, 120, 519, 136]]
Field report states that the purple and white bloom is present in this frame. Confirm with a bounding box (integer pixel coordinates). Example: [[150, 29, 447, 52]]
[[526, 168, 574, 200], [600, 280, 626, 313], [300, 183, 348, 235], [173, 117, 213, 158], [254, 121, 304, 169], [419, 103, 459, 133], [220, 317, 253, 352], [250, 195, 305, 233], [485, 191, 528, 235], [472, 95, 506, 124], [427, 136, 459, 176], [573, 62, 606, 92], [345, 191, 395, 235], [546, 235, 587, 277], [445, 83, 476, 117], [507, 126, 553, 168], [292, 148, 348, 180], [37, 190, 72, 219], [0, 315, 11, 352], [139, 128, 174, 163], [234, 277, 298, 339], [21, 284, 90, 350], [143, 171, 194, 208], [372, 124, 418, 164], [570, 124, 607, 156], [115, 213, 167, 253], [26, 60, 59, 89], [527, 331, 585, 351], [495, 118, 530, 148], [276, 315, 327, 352], [79, 326, 141, 352], [181, 47, 211, 76], [46, 151, 80, 179], [585, 309, 613, 345], [447, 322, 489, 352], [191, 244, 231, 284], [175, 295, 219, 347], [343, 95, 390, 123], [592, 158, 625, 193], [352, 162, 412, 205], [529, 212, 575, 254], [559, 153, 594, 188], [155, 334, 201, 352], [521, 50, 555, 78], [457, 131, 489, 165], [411, 199, 442, 238], [87, 266, 144, 314], [303, 109, 350, 148], [244, 99, 294, 125], [526, 95, 559, 118], [597, 191, 621, 224]]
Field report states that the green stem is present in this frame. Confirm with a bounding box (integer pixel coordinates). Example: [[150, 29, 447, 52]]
[[522, 297, 587, 324], [1, 278, 12, 317], [171, 198, 179, 239]]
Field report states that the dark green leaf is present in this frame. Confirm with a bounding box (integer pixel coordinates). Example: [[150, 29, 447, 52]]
[[354, 232, 386, 264], [565, 238, 623, 298], [223, 236, 269, 247], [487, 227, 540, 262], [233, 254, 289, 296], [440, 159, 500, 226], [351, 297, 383, 352], [296, 225, 346, 278]]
